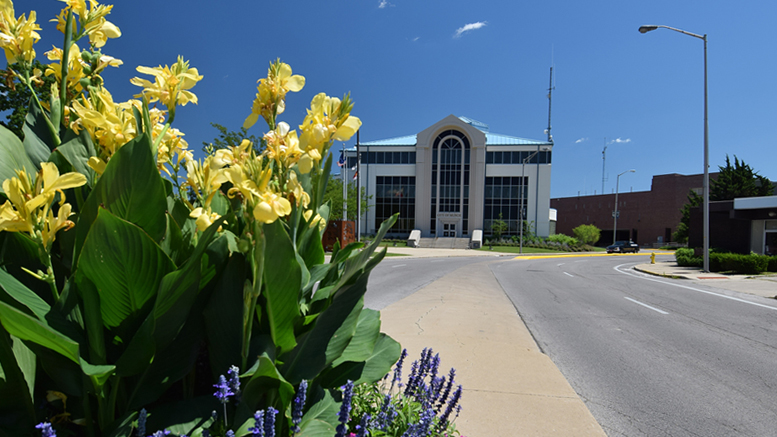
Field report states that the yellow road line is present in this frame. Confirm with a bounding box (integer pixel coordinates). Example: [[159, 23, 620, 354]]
[[514, 251, 675, 260]]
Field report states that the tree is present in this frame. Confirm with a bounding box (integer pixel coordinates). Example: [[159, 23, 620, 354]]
[[710, 155, 773, 201], [202, 122, 263, 154], [673, 190, 702, 243], [0, 60, 57, 139], [323, 176, 371, 221], [573, 224, 601, 245], [490, 213, 508, 240]]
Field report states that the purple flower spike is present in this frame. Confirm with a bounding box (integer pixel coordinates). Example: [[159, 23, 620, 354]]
[[137, 408, 147, 437], [35, 422, 56, 437], [213, 374, 234, 404], [335, 380, 354, 437], [291, 380, 308, 434], [227, 365, 241, 397], [264, 407, 278, 437], [250, 410, 265, 436]]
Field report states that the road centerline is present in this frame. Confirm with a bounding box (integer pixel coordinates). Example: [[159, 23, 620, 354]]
[[624, 296, 669, 314], [563, 272, 574, 277]]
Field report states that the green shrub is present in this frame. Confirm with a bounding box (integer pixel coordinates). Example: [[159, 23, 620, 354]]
[[710, 252, 768, 274], [573, 224, 600, 245], [769, 256, 777, 272], [675, 247, 702, 267], [547, 233, 580, 246]]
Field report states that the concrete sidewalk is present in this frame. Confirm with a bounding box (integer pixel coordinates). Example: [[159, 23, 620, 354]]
[[634, 259, 777, 299], [378, 258, 606, 437]]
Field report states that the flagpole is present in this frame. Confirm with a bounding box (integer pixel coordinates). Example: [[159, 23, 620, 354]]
[[356, 131, 361, 241], [342, 146, 347, 221]]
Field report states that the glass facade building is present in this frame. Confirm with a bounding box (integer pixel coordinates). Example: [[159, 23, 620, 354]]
[[342, 115, 553, 239]]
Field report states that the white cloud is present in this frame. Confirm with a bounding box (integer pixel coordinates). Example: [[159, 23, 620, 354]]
[[575, 138, 588, 143], [378, 0, 393, 8], [454, 21, 487, 38], [412, 37, 420, 42], [608, 137, 631, 144]]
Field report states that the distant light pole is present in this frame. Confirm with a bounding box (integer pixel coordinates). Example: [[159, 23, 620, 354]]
[[519, 147, 549, 254], [639, 24, 709, 272], [613, 169, 635, 245]]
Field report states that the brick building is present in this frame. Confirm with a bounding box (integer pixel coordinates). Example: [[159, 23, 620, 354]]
[[551, 173, 717, 247]]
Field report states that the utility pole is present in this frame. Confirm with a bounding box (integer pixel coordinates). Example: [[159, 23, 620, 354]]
[[602, 138, 607, 194], [546, 67, 554, 143]]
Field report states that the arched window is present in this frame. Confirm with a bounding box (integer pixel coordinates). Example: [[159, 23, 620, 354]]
[[430, 130, 470, 235]]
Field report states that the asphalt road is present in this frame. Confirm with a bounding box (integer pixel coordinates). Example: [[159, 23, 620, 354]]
[[363, 255, 488, 310], [492, 255, 777, 437]]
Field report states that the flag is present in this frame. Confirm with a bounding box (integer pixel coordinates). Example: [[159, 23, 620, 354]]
[[352, 170, 358, 180], [337, 150, 346, 167]]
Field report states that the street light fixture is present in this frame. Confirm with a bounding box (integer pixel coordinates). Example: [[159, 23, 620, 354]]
[[639, 24, 710, 272], [519, 147, 550, 254], [613, 169, 635, 245]]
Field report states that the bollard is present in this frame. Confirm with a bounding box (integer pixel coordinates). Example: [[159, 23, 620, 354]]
[[651, 252, 656, 264]]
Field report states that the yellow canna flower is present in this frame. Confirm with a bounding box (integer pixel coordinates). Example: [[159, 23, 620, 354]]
[[224, 165, 261, 204], [263, 121, 302, 168], [303, 209, 327, 232], [182, 156, 228, 210], [286, 171, 309, 208], [298, 93, 361, 169], [189, 207, 225, 232], [0, 163, 86, 250], [243, 59, 305, 130], [0, 2, 41, 65], [40, 202, 75, 250], [27, 162, 88, 210], [56, 0, 121, 48], [253, 191, 292, 224], [131, 56, 203, 115], [69, 88, 138, 161]]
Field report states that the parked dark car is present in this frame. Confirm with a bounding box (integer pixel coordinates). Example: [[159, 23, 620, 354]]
[[606, 240, 640, 253]]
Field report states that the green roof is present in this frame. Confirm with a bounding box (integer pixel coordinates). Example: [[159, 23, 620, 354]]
[[359, 116, 550, 147]]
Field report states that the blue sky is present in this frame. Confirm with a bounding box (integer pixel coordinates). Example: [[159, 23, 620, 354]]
[[23, 0, 777, 198]]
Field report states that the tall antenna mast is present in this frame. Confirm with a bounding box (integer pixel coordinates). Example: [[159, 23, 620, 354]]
[[602, 138, 607, 194], [546, 67, 555, 143]]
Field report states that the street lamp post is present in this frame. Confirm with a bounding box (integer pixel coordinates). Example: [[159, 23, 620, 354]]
[[519, 148, 549, 254], [639, 24, 709, 272], [613, 169, 635, 245]]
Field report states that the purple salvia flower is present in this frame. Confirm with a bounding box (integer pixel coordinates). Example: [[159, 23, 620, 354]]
[[250, 410, 265, 436], [202, 430, 210, 437], [264, 407, 278, 437], [403, 359, 419, 397], [291, 380, 308, 434], [436, 385, 462, 433], [150, 431, 171, 437], [227, 365, 241, 397], [214, 374, 234, 404], [137, 408, 148, 437], [335, 380, 354, 437], [35, 422, 56, 437], [356, 414, 370, 437], [429, 353, 440, 383], [391, 349, 408, 392], [226, 431, 235, 437], [436, 368, 456, 412]]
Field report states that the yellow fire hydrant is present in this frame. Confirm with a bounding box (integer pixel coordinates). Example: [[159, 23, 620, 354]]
[[650, 252, 656, 264]]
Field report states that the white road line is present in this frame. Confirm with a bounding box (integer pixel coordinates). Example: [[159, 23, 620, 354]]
[[564, 272, 574, 277], [392, 264, 406, 268], [615, 263, 777, 312], [558, 263, 566, 267], [624, 297, 669, 315]]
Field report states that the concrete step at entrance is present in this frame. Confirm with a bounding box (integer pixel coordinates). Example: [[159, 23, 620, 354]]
[[418, 237, 470, 249]]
